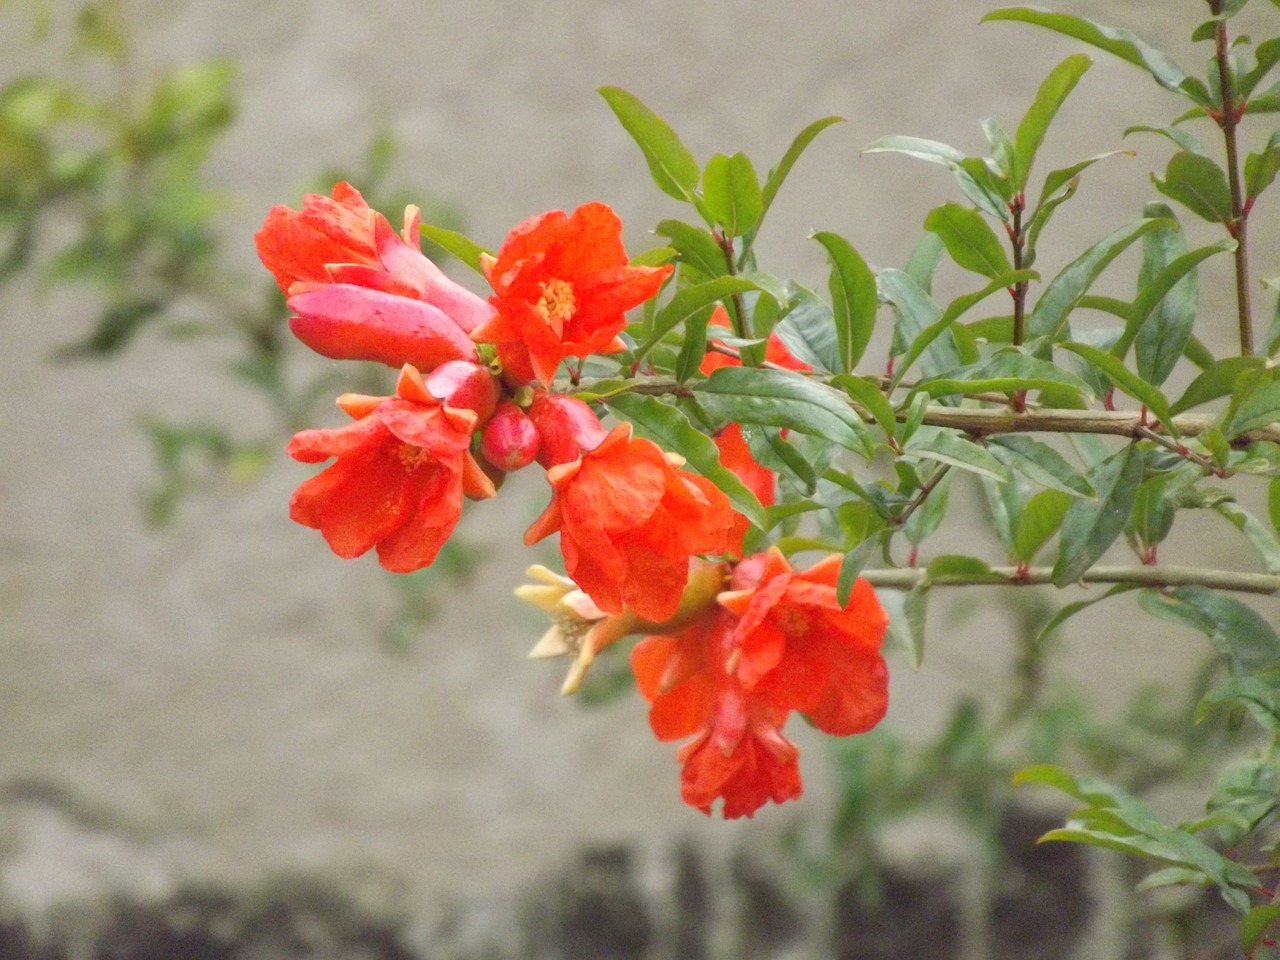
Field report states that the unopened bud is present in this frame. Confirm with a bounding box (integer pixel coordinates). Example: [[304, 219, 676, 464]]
[[480, 402, 541, 472]]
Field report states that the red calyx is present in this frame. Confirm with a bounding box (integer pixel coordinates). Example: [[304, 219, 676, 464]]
[[480, 402, 541, 472]]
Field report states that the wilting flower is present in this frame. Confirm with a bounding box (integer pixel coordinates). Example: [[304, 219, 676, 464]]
[[524, 424, 747, 623], [472, 202, 672, 385], [631, 610, 802, 819], [256, 182, 492, 371], [719, 547, 889, 736], [287, 365, 495, 573]]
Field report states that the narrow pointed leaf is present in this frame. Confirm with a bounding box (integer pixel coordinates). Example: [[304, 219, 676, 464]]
[[773, 286, 839, 373], [1058, 341, 1175, 433], [1140, 586, 1280, 673], [655, 220, 726, 278], [636, 277, 757, 365], [812, 231, 878, 372], [1052, 443, 1143, 585], [880, 585, 930, 669], [982, 8, 1214, 107], [879, 268, 964, 375], [1244, 129, 1280, 203], [1012, 54, 1093, 192], [906, 428, 1009, 482], [1170, 356, 1267, 414], [1027, 218, 1168, 341], [916, 350, 1093, 400], [1014, 489, 1072, 563], [599, 86, 699, 201], [988, 435, 1095, 497], [419, 223, 490, 273], [761, 116, 844, 220], [694, 366, 872, 454], [834, 375, 898, 440]]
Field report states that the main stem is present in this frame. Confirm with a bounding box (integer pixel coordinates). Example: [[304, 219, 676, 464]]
[[1213, 10, 1254, 355]]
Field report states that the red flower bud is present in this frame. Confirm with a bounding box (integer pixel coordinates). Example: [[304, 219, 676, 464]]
[[425, 359, 500, 422], [526, 391, 608, 468], [481, 402, 541, 472]]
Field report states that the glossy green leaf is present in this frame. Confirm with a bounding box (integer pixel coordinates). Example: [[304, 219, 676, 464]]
[[812, 231, 878, 372], [702, 152, 763, 237], [1239, 36, 1280, 100], [599, 86, 699, 202], [1213, 501, 1280, 573], [1124, 123, 1209, 156], [1052, 443, 1143, 586], [1027, 218, 1168, 341], [1244, 129, 1280, 202], [673, 303, 714, 383], [605, 392, 766, 529], [1270, 478, 1280, 534], [833, 375, 898, 441], [905, 470, 952, 545], [906, 428, 1009, 482], [923, 201, 1012, 278], [925, 554, 999, 580], [1140, 586, 1280, 677], [1243, 901, 1280, 955], [1153, 152, 1234, 225], [1170, 356, 1267, 414], [916, 350, 1093, 400], [655, 220, 725, 278], [861, 134, 966, 166], [982, 8, 1214, 107], [862, 136, 1006, 219], [894, 270, 1038, 387], [694, 366, 871, 454], [1012, 54, 1093, 192], [1059, 341, 1175, 433], [1024, 151, 1131, 267], [773, 286, 839, 373], [760, 116, 844, 223], [904, 231, 945, 294], [1032, 584, 1137, 645], [419, 223, 489, 273], [982, 118, 1016, 182], [987, 435, 1095, 497], [878, 268, 964, 376], [1226, 378, 1280, 436], [1131, 221, 1229, 386], [1014, 489, 1072, 563]]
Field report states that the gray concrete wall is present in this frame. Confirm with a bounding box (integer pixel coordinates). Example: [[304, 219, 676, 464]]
[[2, 0, 1277, 940]]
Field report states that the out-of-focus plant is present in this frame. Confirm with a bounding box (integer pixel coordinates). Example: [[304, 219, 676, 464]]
[[0, 0, 479, 644]]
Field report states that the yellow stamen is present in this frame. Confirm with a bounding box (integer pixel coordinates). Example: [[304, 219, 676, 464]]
[[398, 444, 431, 470], [535, 278, 576, 331]]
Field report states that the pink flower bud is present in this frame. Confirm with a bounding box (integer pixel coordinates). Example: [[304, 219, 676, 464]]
[[425, 360, 500, 422], [480, 402, 541, 472], [526, 392, 607, 468]]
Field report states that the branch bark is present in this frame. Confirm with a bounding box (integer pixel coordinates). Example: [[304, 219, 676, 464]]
[[858, 564, 1280, 595]]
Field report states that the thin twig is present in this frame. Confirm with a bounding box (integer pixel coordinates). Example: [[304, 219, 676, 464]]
[[857, 564, 1280, 595]]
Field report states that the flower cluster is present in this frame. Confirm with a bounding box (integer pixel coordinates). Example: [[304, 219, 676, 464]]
[[257, 183, 890, 819]]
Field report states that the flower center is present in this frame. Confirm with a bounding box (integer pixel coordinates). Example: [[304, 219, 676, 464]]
[[535, 278, 576, 331], [775, 605, 812, 638], [398, 443, 432, 471]]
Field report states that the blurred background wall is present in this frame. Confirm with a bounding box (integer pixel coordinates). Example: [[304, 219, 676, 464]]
[[1, 0, 1278, 953]]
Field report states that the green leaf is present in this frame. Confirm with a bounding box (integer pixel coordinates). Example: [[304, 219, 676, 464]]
[[1032, 584, 1138, 646], [604, 393, 766, 529], [673, 304, 714, 383], [598, 86, 699, 202], [1124, 123, 1209, 156], [1014, 489, 1072, 563], [702, 152, 763, 237], [636, 277, 757, 366], [1139, 585, 1280, 673], [1213, 500, 1280, 573], [925, 555, 999, 580], [1270, 477, 1280, 534], [1023, 151, 1132, 267], [881, 585, 929, 669], [906, 428, 1009, 482], [1239, 36, 1280, 100], [1058, 341, 1175, 434], [836, 534, 883, 606], [904, 231, 945, 294], [894, 270, 1038, 386], [773, 286, 839, 373], [1170, 356, 1267, 414], [878, 268, 964, 376], [923, 201, 1013, 278], [1227, 378, 1280, 437], [1052, 443, 1143, 586], [812, 231, 878, 372], [1198, 671, 1280, 735], [655, 220, 726, 278], [1131, 221, 1229, 386], [987, 435, 1095, 497], [760, 116, 844, 224], [1153, 152, 1234, 225], [419, 223, 490, 274], [861, 134, 966, 166], [861, 136, 1006, 219], [1027, 218, 1168, 341], [694, 366, 872, 454], [905, 470, 952, 545], [982, 8, 1214, 108], [833, 375, 898, 441], [1244, 128, 1280, 203], [915, 350, 1094, 400], [1012, 54, 1093, 192]]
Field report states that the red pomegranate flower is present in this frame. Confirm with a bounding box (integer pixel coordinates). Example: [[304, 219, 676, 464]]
[[524, 423, 747, 623], [719, 548, 889, 736], [631, 610, 802, 819], [256, 182, 493, 371], [472, 202, 672, 385], [287, 366, 495, 573]]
